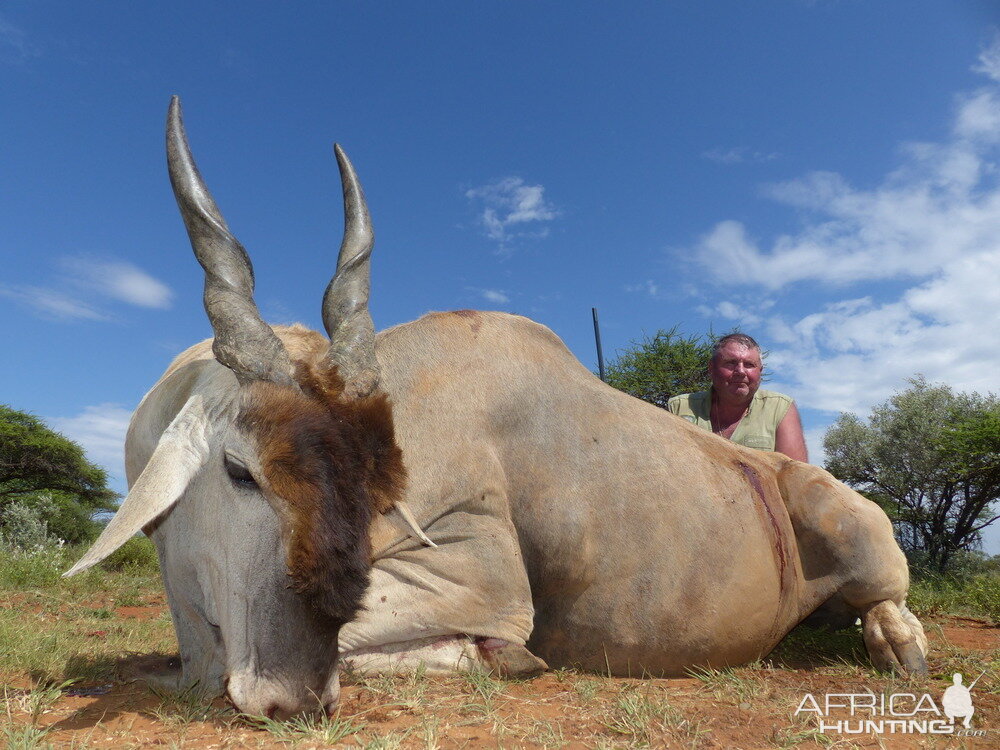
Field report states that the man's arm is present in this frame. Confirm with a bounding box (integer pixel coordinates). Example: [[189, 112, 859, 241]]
[[775, 401, 808, 462]]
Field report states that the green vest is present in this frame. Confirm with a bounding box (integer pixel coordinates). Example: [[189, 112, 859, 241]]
[[666, 388, 793, 451]]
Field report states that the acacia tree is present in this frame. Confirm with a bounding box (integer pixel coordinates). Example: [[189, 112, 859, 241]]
[[0, 404, 118, 544], [604, 327, 716, 408], [824, 377, 1000, 574]]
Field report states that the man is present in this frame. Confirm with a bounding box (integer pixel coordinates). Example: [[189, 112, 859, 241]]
[[666, 333, 808, 462]]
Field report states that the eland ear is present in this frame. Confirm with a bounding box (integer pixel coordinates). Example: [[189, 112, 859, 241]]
[[64, 396, 213, 577]]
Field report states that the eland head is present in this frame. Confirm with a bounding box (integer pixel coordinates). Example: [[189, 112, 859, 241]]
[[65, 97, 421, 717]]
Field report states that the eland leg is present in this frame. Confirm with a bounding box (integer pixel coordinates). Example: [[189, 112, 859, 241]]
[[778, 460, 928, 676], [341, 634, 546, 677], [340, 492, 545, 678], [862, 600, 928, 675]]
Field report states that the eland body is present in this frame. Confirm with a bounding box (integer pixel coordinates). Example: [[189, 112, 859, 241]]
[[69, 99, 927, 717]]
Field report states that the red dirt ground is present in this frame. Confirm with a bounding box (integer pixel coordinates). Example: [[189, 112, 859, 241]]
[[4, 602, 997, 749]]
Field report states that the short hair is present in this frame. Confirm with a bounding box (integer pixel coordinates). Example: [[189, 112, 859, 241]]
[[711, 333, 761, 362]]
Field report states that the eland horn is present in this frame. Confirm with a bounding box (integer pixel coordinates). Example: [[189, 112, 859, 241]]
[[166, 96, 295, 387], [321, 145, 380, 399]]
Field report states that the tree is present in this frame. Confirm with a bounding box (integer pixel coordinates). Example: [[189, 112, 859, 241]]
[[604, 327, 716, 408], [823, 377, 1000, 574], [0, 404, 118, 544]]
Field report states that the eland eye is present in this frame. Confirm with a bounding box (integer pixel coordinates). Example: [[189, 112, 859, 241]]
[[224, 455, 257, 488]]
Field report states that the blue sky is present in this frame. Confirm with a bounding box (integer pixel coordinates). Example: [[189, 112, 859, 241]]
[[3, 2, 1000, 552]]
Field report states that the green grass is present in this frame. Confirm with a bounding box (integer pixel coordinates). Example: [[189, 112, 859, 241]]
[[602, 684, 707, 748], [770, 720, 836, 749], [0, 544, 73, 589], [1, 679, 77, 750], [688, 664, 765, 704], [769, 623, 869, 670], [356, 732, 410, 750], [349, 663, 430, 709], [450, 666, 509, 721], [2, 535, 998, 748], [0, 543, 173, 685], [572, 677, 602, 702], [99, 536, 159, 573], [1, 724, 54, 750], [460, 665, 506, 705], [965, 573, 1000, 625], [147, 683, 231, 726], [245, 712, 366, 745], [907, 571, 1000, 624], [0, 597, 174, 683]]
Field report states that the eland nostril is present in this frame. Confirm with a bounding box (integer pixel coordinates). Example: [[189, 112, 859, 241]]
[[263, 701, 305, 721]]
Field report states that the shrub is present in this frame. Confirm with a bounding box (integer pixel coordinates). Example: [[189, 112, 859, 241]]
[[0, 543, 71, 588], [907, 572, 1000, 624], [0, 404, 118, 543], [0, 497, 57, 550], [966, 574, 1000, 626], [908, 549, 998, 582], [99, 535, 159, 573]]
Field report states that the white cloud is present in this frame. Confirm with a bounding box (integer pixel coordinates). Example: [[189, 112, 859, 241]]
[[50, 403, 132, 479], [696, 299, 772, 326], [702, 147, 779, 165], [0, 256, 173, 321], [466, 287, 510, 304], [466, 177, 558, 251], [61, 257, 173, 309], [685, 36, 1000, 420], [625, 279, 662, 297], [480, 288, 509, 304], [0, 14, 40, 63], [693, 76, 1000, 291], [953, 89, 1000, 143], [0, 285, 107, 321], [973, 32, 1000, 83], [765, 247, 1000, 414]]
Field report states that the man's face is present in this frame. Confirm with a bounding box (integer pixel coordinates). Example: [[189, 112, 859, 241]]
[[709, 342, 763, 403]]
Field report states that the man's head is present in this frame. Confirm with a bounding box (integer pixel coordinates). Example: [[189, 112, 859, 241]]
[[708, 333, 763, 405]]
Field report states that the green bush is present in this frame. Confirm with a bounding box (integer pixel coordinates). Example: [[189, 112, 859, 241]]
[[0, 543, 71, 588], [99, 535, 159, 573], [907, 577, 963, 618], [0, 535, 159, 590], [0, 497, 55, 549], [908, 572, 1000, 624], [908, 549, 999, 581], [966, 574, 1000, 626]]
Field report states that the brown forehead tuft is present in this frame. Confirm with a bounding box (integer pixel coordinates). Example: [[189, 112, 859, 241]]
[[236, 368, 406, 621]]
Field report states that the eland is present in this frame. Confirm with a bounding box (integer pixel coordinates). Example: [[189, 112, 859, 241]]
[[67, 97, 928, 717]]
